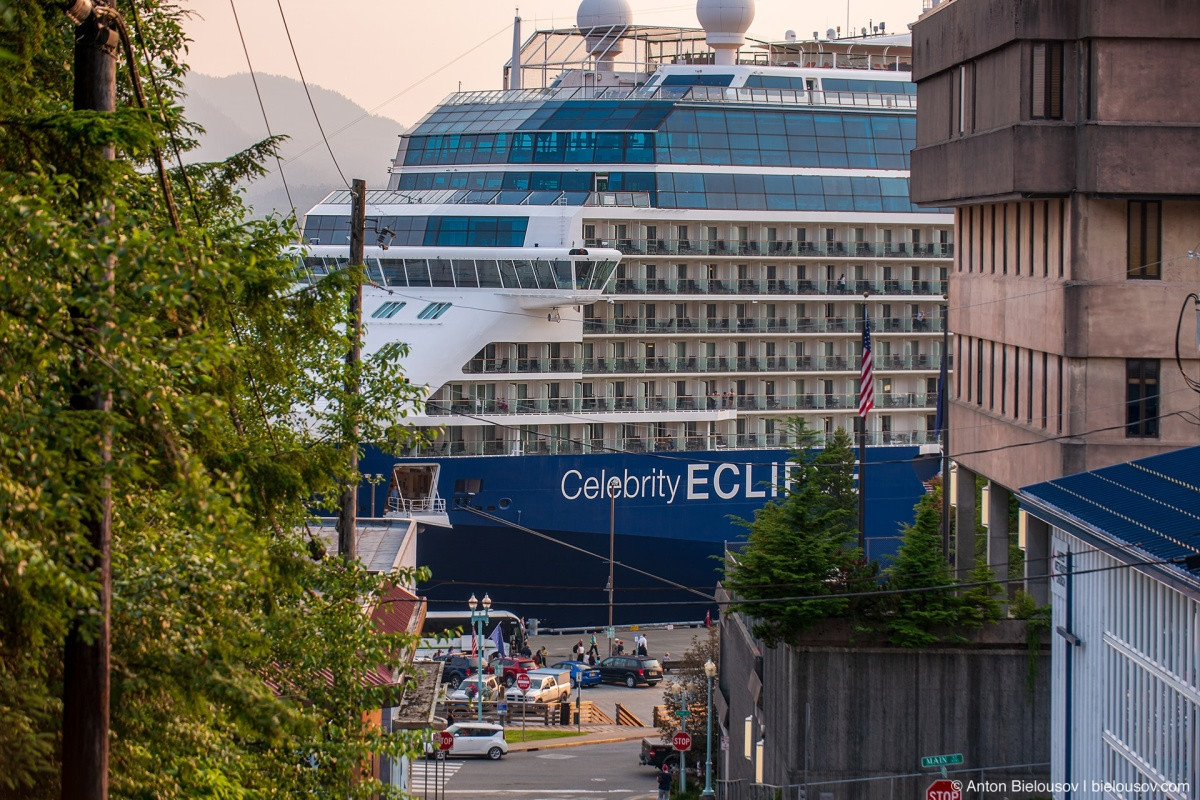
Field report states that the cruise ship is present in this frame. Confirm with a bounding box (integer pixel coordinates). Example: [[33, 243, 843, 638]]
[[301, 0, 953, 626]]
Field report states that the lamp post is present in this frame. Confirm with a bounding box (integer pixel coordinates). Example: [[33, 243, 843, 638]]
[[607, 476, 619, 655], [702, 658, 718, 797], [469, 593, 491, 722]]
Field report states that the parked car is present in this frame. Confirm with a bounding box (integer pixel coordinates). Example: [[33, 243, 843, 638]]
[[489, 656, 538, 687], [448, 674, 501, 703], [598, 655, 663, 687], [425, 723, 508, 760], [503, 669, 572, 704], [433, 654, 476, 689], [549, 659, 601, 688]]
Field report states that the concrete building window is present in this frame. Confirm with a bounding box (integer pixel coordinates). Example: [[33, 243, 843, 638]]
[[976, 338, 984, 405], [1127, 200, 1161, 279], [1125, 359, 1160, 438], [1031, 42, 1063, 120], [1057, 356, 1064, 434]]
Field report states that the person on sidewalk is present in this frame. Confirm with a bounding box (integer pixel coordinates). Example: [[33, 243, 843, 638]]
[[588, 633, 599, 657], [657, 763, 673, 800]]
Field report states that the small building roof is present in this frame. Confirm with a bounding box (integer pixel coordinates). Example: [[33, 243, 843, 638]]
[[1020, 445, 1200, 592]]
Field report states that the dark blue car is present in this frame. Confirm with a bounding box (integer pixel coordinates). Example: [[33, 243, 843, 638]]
[[549, 659, 601, 688]]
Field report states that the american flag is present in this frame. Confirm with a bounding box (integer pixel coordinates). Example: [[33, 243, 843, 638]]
[[858, 309, 874, 417]]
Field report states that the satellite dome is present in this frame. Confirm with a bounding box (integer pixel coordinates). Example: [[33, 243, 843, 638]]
[[577, 0, 632, 30], [696, 0, 755, 65], [577, 0, 632, 65]]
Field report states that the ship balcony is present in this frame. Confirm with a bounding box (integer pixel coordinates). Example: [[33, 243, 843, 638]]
[[423, 391, 937, 419], [458, 352, 947, 378], [411, 426, 939, 459], [583, 316, 947, 336], [597, 237, 953, 260], [409, 426, 939, 459], [606, 277, 949, 298]]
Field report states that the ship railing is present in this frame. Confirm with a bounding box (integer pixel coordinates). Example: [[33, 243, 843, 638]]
[[424, 391, 939, 417], [389, 496, 446, 514], [604, 277, 948, 299], [594, 238, 952, 259], [357, 255, 618, 292], [414, 429, 941, 459], [682, 86, 917, 110], [439, 85, 916, 111], [579, 316, 946, 337], [585, 191, 652, 208]]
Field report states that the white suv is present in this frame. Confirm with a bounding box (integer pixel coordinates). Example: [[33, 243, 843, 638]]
[[427, 723, 508, 760]]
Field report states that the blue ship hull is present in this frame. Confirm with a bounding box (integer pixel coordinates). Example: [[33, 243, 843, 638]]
[[359, 446, 938, 628]]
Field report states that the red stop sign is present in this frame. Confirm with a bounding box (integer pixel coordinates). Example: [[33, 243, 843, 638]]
[[927, 779, 961, 800], [672, 731, 692, 751], [516, 673, 531, 690], [439, 731, 455, 751]]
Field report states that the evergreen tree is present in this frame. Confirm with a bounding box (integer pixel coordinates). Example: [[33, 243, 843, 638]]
[[0, 3, 424, 796], [958, 557, 1006, 629], [724, 421, 861, 644], [883, 492, 959, 646]]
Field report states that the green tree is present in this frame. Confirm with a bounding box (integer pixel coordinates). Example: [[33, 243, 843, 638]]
[[724, 421, 861, 644], [882, 492, 959, 646], [657, 627, 720, 777], [0, 2, 424, 796]]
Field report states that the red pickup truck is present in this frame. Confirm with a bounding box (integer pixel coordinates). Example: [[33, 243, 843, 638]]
[[488, 657, 538, 687]]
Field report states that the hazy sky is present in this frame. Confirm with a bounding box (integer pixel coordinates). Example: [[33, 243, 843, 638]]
[[183, 0, 926, 127]]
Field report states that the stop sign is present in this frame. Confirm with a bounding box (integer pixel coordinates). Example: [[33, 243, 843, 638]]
[[438, 731, 455, 751], [672, 731, 692, 751], [927, 779, 961, 800], [516, 673, 531, 691]]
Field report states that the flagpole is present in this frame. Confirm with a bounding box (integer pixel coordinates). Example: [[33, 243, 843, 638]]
[[857, 294, 872, 553], [940, 294, 951, 564]]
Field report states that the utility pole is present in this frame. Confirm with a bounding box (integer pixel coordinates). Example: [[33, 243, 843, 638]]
[[61, 2, 118, 798], [337, 179, 366, 562]]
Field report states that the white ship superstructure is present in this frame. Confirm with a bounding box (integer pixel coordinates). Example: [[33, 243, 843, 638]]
[[301, 0, 954, 460]]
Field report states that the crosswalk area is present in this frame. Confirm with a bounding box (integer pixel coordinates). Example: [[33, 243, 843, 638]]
[[409, 756, 464, 793]]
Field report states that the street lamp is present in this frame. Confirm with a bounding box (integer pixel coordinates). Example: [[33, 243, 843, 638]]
[[701, 658, 718, 797], [468, 593, 492, 722], [607, 476, 620, 655]]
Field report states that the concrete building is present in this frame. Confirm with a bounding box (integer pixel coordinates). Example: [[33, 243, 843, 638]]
[[1019, 445, 1200, 799], [910, 0, 1200, 592]]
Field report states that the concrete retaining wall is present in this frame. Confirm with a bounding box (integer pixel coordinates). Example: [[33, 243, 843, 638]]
[[722, 618, 1051, 800]]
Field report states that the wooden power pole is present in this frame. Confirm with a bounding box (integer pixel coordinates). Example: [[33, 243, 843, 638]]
[[336, 179, 366, 562], [61, 2, 118, 798]]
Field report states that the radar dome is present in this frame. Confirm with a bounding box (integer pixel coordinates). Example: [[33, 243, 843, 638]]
[[696, 0, 755, 65], [577, 0, 632, 30], [577, 0, 632, 65]]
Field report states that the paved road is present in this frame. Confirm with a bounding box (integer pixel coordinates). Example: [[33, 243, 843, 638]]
[[411, 740, 662, 799]]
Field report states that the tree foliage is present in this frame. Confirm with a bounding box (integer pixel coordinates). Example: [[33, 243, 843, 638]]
[[0, 2, 425, 796], [657, 627, 719, 771], [723, 421, 863, 644], [881, 493, 960, 645]]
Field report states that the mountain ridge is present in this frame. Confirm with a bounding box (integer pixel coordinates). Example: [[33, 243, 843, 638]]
[[181, 72, 404, 219]]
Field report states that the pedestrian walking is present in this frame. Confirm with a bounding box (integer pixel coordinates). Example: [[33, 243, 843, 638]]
[[573, 638, 586, 660], [657, 763, 673, 800], [588, 634, 599, 657]]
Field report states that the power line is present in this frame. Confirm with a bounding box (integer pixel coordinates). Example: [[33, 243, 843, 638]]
[[229, 0, 297, 220], [272, 0, 350, 190], [456, 503, 715, 602]]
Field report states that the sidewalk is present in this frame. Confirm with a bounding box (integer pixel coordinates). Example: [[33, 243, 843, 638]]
[[506, 724, 658, 752]]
